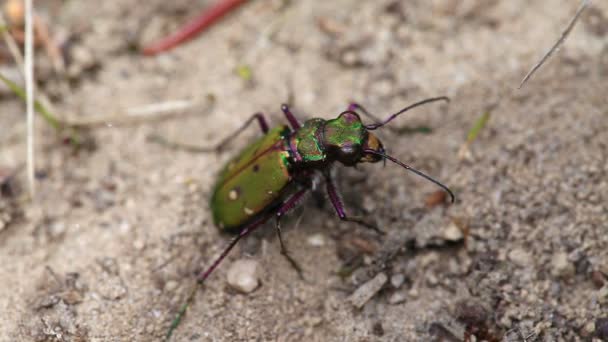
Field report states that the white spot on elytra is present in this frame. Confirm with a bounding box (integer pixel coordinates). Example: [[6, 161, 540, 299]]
[[229, 189, 238, 200], [244, 207, 254, 215]]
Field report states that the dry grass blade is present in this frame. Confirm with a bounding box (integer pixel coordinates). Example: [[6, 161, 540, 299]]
[[67, 100, 198, 128], [24, 0, 34, 198], [518, 0, 591, 89]]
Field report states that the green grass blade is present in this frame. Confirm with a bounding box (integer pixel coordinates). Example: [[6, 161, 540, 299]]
[[0, 72, 62, 130], [466, 110, 491, 144]]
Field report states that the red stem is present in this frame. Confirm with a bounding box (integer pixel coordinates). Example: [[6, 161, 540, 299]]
[[142, 0, 248, 56]]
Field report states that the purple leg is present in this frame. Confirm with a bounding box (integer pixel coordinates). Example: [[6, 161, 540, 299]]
[[196, 213, 271, 283], [149, 112, 269, 153], [281, 104, 301, 130], [166, 211, 272, 340], [196, 187, 308, 284], [212, 112, 269, 152], [275, 188, 309, 278], [325, 173, 385, 235]]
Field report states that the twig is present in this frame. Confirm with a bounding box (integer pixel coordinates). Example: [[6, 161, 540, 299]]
[[518, 0, 591, 89], [65, 99, 200, 128], [24, 0, 34, 198], [142, 0, 248, 56], [125, 100, 193, 116]]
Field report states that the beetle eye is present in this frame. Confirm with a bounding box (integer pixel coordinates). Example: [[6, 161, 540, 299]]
[[335, 143, 361, 165], [339, 112, 360, 124], [341, 145, 355, 155]]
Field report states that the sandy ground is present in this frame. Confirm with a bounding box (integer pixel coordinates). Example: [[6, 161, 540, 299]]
[[1, 0, 607, 341]]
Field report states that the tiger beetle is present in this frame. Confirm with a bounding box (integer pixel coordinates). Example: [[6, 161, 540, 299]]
[[157, 97, 454, 340]]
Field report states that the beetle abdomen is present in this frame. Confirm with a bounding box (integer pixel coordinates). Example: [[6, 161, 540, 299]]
[[211, 126, 292, 230]]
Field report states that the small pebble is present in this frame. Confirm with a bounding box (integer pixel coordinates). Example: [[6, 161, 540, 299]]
[[508, 248, 532, 267], [67, 45, 97, 78], [426, 273, 439, 286], [98, 278, 127, 300], [307, 233, 325, 247], [145, 324, 155, 334], [133, 239, 145, 250], [49, 222, 67, 238], [61, 290, 83, 305], [388, 291, 407, 304], [583, 321, 595, 335], [349, 272, 388, 309], [591, 271, 606, 289], [442, 222, 463, 241], [227, 259, 260, 294], [164, 280, 178, 292], [551, 252, 575, 278], [362, 195, 376, 212], [457, 144, 474, 162], [390, 273, 405, 288]]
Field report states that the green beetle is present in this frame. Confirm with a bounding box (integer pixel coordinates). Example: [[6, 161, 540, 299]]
[[199, 97, 454, 283], [158, 97, 455, 340], [211, 125, 292, 230]]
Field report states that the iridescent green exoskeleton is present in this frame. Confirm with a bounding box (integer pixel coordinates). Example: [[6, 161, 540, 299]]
[[157, 97, 455, 340], [211, 125, 292, 230]]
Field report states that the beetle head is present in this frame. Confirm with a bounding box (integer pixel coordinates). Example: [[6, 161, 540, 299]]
[[323, 111, 384, 166], [325, 97, 455, 204]]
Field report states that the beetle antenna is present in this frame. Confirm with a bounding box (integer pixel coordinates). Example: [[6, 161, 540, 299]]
[[363, 149, 455, 203], [364, 97, 449, 130]]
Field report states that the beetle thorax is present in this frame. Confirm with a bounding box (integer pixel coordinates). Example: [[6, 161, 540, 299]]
[[290, 118, 327, 165]]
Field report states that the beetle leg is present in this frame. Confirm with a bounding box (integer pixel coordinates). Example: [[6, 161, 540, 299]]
[[148, 112, 269, 153], [164, 213, 271, 341], [280, 104, 301, 130], [275, 218, 305, 280], [325, 173, 385, 235], [196, 212, 271, 283], [275, 188, 308, 279], [212, 112, 269, 152]]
